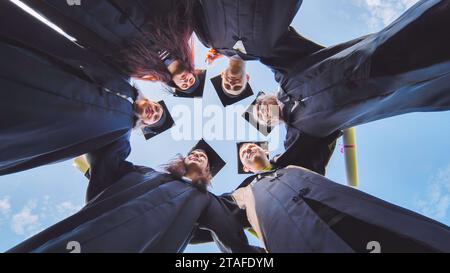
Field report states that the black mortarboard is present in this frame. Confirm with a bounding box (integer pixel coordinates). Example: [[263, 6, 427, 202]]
[[242, 91, 273, 136], [210, 74, 254, 107], [169, 69, 207, 98], [189, 139, 226, 177], [141, 100, 175, 140], [236, 141, 269, 174]]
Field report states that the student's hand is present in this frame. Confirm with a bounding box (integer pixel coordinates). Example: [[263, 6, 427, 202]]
[[205, 48, 223, 65]]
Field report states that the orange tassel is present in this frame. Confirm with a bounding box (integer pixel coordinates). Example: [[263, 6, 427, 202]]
[[205, 48, 223, 65]]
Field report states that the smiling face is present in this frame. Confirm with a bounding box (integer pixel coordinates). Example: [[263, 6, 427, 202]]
[[167, 60, 196, 91], [220, 69, 249, 96], [252, 94, 282, 127], [184, 149, 209, 173], [172, 70, 196, 90], [239, 143, 270, 173], [220, 56, 249, 96], [134, 99, 164, 126]]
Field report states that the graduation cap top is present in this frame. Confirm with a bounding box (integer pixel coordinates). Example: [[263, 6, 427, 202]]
[[242, 91, 273, 136], [168, 69, 207, 98], [236, 141, 269, 174], [189, 139, 226, 177], [141, 100, 175, 140], [210, 74, 254, 107]]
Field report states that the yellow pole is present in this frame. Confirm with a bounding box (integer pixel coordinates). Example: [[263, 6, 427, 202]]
[[73, 155, 89, 175], [343, 128, 359, 187]]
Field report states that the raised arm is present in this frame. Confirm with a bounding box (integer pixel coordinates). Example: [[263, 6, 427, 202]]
[[274, 127, 341, 175], [86, 131, 134, 202]]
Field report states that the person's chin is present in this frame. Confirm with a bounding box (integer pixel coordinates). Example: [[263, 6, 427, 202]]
[[224, 89, 243, 98], [187, 161, 202, 169], [250, 154, 261, 162], [268, 115, 280, 125], [269, 118, 280, 126], [231, 90, 244, 96], [141, 117, 151, 125], [260, 119, 271, 127]]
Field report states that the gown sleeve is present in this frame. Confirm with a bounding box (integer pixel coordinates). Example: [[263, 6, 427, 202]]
[[86, 131, 134, 202], [194, 194, 263, 253]]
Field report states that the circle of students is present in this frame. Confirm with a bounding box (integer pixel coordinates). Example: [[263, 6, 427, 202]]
[[2, 0, 450, 253]]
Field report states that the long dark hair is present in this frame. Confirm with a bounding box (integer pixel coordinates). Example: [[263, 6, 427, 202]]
[[162, 154, 212, 191], [120, 0, 196, 83]]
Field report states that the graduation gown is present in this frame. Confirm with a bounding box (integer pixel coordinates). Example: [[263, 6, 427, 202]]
[[189, 135, 341, 246], [233, 166, 450, 253], [7, 134, 258, 253], [274, 127, 341, 176], [191, 147, 450, 252], [277, 0, 450, 137], [20, 0, 180, 71], [0, 2, 136, 175], [193, 0, 323, 65]]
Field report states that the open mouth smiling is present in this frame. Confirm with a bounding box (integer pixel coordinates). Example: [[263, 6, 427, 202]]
[[145, 106, 154, 119]]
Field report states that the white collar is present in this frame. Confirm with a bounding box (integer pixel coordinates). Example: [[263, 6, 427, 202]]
[[181, 176, 193, 183], [232, 40, 247, 54]]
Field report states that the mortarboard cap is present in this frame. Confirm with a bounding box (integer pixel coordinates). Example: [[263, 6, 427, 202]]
[[210, 74, 254, 107], [141, 100, 175, 140], [170, 69, 207, 98], [242, 91, 273, 136], [189, 139, 226, 177]]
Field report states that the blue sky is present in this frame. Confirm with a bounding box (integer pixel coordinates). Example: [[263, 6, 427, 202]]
[[1, 0, 450, 253]]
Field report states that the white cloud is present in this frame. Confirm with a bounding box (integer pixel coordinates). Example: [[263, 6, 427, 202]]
[[56, 201, 81, 215], [353, 0, 419, 30], [10, 200, 40, 235], [4, 195, 82, 237], [0, 197, 11, 216], [416, 164, 450, 220]]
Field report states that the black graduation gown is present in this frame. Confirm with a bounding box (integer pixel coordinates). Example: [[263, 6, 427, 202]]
[[20, 0, 179, 71], [277, 0, 450, 137], [273, 126, 341, 176], [231, 166, 450, 253], [0, 2, 136, 175], [191, 147, 450, 253], [193, 0, 323, 66], [189, 135, 341, 246], [7, 134, 258, 253]]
